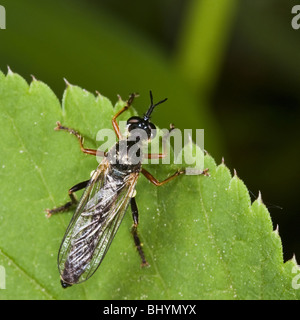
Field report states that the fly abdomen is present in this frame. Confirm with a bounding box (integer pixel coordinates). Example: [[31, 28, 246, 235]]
[[61, 226, 99, 285], [60, 171, 126, 286]]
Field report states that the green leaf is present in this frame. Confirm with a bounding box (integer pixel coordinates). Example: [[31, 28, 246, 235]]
[[0, 70, 299, 300]]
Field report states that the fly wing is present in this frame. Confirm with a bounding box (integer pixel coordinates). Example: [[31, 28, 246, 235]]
[[58, 161, 139, 285]]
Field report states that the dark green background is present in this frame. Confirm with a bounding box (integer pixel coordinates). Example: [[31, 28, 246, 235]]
[[0, 0, 299, 261]]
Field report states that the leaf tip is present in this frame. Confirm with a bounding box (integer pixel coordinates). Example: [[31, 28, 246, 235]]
[[233, 168, 238, 177], [291, 254, 298, 266], [30, 74, 37, 82], [7, 65, 13, 75], [63, 77, 72, 87], [257, 190, 263, 204], [274, 224, 279, 235]]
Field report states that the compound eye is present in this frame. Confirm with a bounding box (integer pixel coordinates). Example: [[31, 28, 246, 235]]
[[127, 116, 142, 131], [127, 116, 141, 125], [148, 122, 156, 139]]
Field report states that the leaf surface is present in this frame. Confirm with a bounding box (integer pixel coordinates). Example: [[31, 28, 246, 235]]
[[0, 70, 299, 299]]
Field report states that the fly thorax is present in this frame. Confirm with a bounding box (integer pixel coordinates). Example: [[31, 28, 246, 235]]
[[106, 140, 143, 166]]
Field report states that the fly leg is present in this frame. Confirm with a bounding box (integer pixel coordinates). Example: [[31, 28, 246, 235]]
[[141, 168, 186, 186], [112, 93, 138, 139], [54, 122, 106, 157], [130, 197, 148, 267], [46, 180, 89, 217], [142, 167, 209, 186]]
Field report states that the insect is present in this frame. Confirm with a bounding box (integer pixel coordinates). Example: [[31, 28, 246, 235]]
[[46, 91, 188, 288]]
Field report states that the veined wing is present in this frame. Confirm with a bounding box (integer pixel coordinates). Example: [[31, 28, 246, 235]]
[[58, 160, 139, 285]]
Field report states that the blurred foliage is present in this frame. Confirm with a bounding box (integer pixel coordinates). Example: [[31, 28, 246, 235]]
[[0, 0, 299, 272]]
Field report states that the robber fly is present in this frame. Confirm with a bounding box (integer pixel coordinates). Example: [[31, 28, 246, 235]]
[[46, 91, 187, 288]]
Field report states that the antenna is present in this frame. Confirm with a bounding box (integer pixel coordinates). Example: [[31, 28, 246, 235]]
[[144, 90, 168, 120]]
